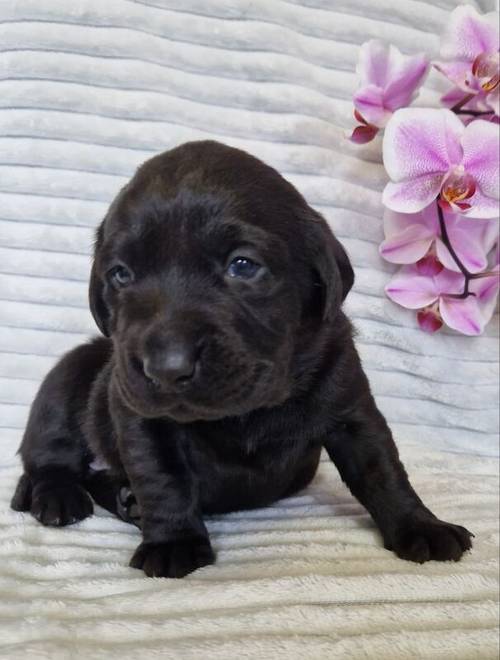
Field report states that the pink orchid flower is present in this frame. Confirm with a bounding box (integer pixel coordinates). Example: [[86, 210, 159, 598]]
[[350, 40, 429, 143], [434, 5, 499, 116], [382, 109, 499, 217], [386, 264, 499, 336], [380, 205, 498, 273]]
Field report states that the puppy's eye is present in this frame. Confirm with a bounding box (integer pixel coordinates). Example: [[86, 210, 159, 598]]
[[226, 257, 261, 279], [108, 265, 133, 289]]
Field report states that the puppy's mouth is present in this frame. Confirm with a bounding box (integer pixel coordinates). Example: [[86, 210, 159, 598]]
[[114, 354, 284, 422], [115, 377, 226, 421]]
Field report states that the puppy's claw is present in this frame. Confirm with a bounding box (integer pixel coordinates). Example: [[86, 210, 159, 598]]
[[130, 539, 215, 578], [391, 516, 473, 563]]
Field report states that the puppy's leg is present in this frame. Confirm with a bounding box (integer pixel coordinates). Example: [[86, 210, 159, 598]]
[[113, 399, 214, 578], [324, 362, 473, 563], [85, 469, 142, 528], [10, 342, 107, 526]]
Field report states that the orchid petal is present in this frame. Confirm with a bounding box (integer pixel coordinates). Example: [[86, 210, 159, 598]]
[[473, 268, 500, 325], [475, 217, 499, 254], [385, 265, 438, 309], [380, 223, 434, 264], [434, 268, 467, 296], [487, 85, 499, 116], [437, 216, 499, 273], [474, 268, 500, 300], [441, 85, 469, 109], [462, 120, 500, 202], [432, 267, 483, 335], [383, 174, 444, 214], [437, 265, 496, 335], [439, 296, 484, 335], [384, 53, 429, 110], [467, 187, 500, 219], [434, 60, 473, 90], [476, 290, 499, 329], [417, 203, 442, 232], [383, 108, 464, 183], [353, 84, 390, 127], [356, 40, 393, 88], [435, 232, 486, 274], [440, 86, 494, 119], [440, 5, 499, 63], [383, 207, 437, 237]]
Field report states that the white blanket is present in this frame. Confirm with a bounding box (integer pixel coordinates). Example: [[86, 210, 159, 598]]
[[0, 1, 498, 658]]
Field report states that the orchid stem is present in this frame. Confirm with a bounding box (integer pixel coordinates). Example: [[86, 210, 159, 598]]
[[469, 270, 496, 279], [450, 93, 476, 113], [449, 92, 493, 117], [440, 93, 496, 298], [455, 109, 492, 116], [436, 201, 476, 300]]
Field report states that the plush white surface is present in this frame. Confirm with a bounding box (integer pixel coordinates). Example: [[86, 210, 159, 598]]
[[0, 444, 499, 659], [0, 0, 498, 658]]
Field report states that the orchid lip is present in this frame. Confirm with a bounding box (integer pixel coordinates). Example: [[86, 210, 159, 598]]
[[482, 73, 499, 92], [439, 168, 476, 209], [350, 109, 379, 143], [472, 52, 500, 92], [417, 303, 443, 333]]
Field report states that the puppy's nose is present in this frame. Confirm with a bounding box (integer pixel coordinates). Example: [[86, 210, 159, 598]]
[[143, 341, 199, 389]]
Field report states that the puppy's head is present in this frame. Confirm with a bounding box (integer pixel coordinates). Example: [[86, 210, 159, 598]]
[[90, 141, 353, 421]]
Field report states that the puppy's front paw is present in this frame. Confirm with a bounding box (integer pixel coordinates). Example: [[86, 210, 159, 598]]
[[31, 481, 93, 527], [130, 538, 215, 578], [390, 515, 473, 563]]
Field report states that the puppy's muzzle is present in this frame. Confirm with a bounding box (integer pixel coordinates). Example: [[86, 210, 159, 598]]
[[134, 321, 206, 394], [139, 334, 204, 393]]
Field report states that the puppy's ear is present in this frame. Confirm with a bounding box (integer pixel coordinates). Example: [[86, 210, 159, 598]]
[[89, 224, 111, 337], [305, 209, 354, 320]]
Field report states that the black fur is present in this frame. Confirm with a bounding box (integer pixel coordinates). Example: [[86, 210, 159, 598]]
[[11, 141, 472, 577]]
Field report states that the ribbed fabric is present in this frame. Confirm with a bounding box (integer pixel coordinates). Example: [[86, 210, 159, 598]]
[[0, 1, 498, 658], [1, 445, 498, 659]]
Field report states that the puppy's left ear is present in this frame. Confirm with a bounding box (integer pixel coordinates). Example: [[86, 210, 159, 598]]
[[305, 209, 354, 320], [89, 224, 111, 337]]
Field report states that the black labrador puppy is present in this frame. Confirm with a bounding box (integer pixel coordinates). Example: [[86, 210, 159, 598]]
[[11, 141, 472, 577]]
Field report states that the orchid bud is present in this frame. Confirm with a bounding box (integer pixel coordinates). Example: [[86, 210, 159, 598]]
[[417, 304, 443, 333]]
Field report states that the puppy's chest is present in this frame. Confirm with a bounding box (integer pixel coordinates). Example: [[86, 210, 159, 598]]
[[189, 423, 315, 514], [191, 428, 293, 474]]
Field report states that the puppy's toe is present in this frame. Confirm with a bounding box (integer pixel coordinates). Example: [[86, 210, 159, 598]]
[[392, 516, 473, 563], [11, 473, 32, 512], [130, 538, 215, 578], [31, 482, 93, 527]]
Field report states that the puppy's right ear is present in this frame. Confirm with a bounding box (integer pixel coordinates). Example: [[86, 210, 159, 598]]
[[89, 224, 111, 337], [302, 207, 354, 321]]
